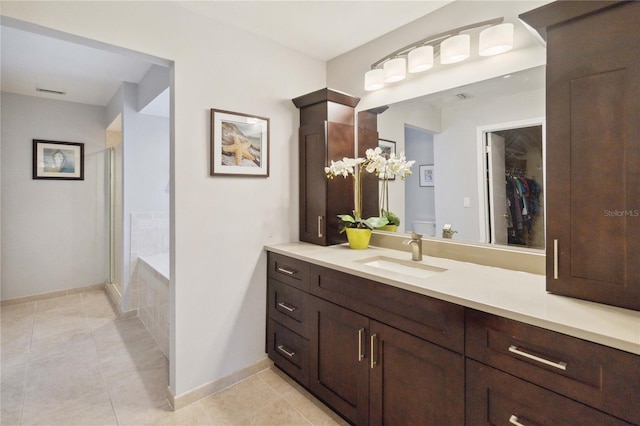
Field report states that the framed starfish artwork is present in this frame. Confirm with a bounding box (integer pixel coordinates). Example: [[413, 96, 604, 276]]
[[210, 108, 270, 177]]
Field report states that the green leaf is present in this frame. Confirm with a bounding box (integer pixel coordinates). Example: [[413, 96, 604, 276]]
[[337, 214, 356, 224], [383, 210, 401, 226], [364, 216, 389, 229]]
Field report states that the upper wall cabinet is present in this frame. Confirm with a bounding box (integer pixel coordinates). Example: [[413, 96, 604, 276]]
[[521, 1, 640, 310], [293, 88, 360, 246]]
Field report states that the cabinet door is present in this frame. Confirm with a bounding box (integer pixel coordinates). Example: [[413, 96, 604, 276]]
[[299, 122, 329, 246], [369, 321, 464, 425], [466, 360, 632, 426], [310, 296, 369, 425], [299, 122, 353, 246], [544, 1, 640, 310]]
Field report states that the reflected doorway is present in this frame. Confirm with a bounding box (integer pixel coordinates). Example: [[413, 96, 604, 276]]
[[485, 124, 544, 249]]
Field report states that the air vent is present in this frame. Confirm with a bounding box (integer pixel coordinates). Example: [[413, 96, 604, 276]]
[[36, 88, 66, 95], [455, 93, 474, 100]]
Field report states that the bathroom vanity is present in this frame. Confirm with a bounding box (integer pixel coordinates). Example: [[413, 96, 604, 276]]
[[265, 243, 640, 425]]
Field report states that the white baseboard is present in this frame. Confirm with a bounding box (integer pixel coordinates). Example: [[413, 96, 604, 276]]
[[166, 357, 272, 411]]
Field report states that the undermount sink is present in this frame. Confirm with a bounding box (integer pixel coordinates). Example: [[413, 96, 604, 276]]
[[355, 256, 447, 279]]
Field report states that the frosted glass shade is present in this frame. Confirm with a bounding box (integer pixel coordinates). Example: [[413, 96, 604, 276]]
[[364, 68, 385, 91], [408, 45, 434, 73], [383, 57, 407, 83], [479, 23, 514, 56], [440, 34, 470, 64]]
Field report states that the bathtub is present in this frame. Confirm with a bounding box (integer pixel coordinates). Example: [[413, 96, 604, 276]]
[[137, 254, 170, 358], [139, 253, 170, 280]]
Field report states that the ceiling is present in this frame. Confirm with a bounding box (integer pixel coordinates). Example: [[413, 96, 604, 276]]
[[0, 1, 451, 107]]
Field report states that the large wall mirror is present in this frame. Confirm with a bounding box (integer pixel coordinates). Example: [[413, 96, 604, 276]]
[[363, 65, 545, 250]]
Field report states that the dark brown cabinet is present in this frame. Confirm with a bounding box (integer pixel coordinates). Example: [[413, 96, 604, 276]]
[[267, 252, 639, 425], [466, 360, 632, 426], [520, 1, 640, 310], [266, 253, 312, 387], [310, 297, 370, 425], [293, 89, 360, 246], [369, 320, 464, 425], [466, 309, 640, 425], [309, 297, 464, 426], [267, 252, 465, 425]]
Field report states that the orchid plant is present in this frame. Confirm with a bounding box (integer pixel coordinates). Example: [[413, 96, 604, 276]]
[[324, 157, 388, 232], [364, 147, 415, 227]]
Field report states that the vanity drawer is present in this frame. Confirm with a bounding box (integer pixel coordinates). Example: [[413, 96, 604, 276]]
[[466, 309, 640, 424], [268, 278, 311, 339], [268, 252, 309, 291], [466, 359, 632, 426], [310, 264, 464, 353], [266, 319, 309, 387]]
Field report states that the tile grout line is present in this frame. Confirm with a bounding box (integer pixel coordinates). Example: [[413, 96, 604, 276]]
[[255, 371, 315, 426], [19, 301, 38, 426], [81, 292, 121, 426]]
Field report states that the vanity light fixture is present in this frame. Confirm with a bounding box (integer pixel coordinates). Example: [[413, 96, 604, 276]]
[[364, 17, 513, 91], [479, 23, 514, 56], [408, 45, 434, 73], [383, 57, 407, 83], [364, 68, 386, 91], [440, 34, 471, 64]]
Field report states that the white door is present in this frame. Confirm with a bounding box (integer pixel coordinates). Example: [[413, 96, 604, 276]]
[[487, 133, 508, 244]]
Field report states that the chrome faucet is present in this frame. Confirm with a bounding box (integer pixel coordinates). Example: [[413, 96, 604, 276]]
[[404, 232, 423, 261]]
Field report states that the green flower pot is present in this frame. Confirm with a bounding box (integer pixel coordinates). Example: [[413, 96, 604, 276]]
[[377, 224, 398, 232], [345, 228, 372, 250]]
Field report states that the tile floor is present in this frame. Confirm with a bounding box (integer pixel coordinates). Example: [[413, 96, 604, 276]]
[[1, 290, 348, 425]]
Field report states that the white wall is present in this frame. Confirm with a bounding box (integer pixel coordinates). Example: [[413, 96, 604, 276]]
[[122, 82, 170, 312], [435, 88, 544, 241], [0, 1, 325, 397], [1, 92, 107, 299], [405, 126, 435, 234], [377, 101, 440, 232]]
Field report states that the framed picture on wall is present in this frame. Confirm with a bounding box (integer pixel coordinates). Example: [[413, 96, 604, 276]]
[[210, 108, 270, 177], [378, 138, 396, 180], [32, 140, 84, 180], [419, 164, 434, 187]]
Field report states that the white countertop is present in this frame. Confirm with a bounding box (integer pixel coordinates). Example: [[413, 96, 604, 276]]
[[265, 242, 640, 355]]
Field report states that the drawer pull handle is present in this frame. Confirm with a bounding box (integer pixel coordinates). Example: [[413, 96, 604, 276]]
[[358, 328, 365, 361], [509, 415, 526, 426], [318, 216, 324, 238], [553, 239, 559, 279], [370, 334, 378, 369], [508, 345, 567, 371], [277, 345, 296, 358], [277, 302, 296, 312], [277, 267, 296, 276]]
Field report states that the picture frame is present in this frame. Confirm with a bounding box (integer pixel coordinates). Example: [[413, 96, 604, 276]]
[[378, 138, 396, 180], [419, 164, 434, 187], [32, 140, 84, 180], [210, 108, 270, 177]]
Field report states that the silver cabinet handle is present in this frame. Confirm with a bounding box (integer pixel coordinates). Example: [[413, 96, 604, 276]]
[[370, 334, 378, 369], [318, 216, 324, 238], [277, 345, 295, 358], [277, 302, 296, 312], [358, 328, 365, 361], [508, 345, 567, 371], [509, 415, 526, 426], [553, 239, 558, 279], [277, 267, 295, 275]]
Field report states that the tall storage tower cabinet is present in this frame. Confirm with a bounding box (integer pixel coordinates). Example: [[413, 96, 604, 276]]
[[521, 0, 640, 310], [293, 88, 360, 246]]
